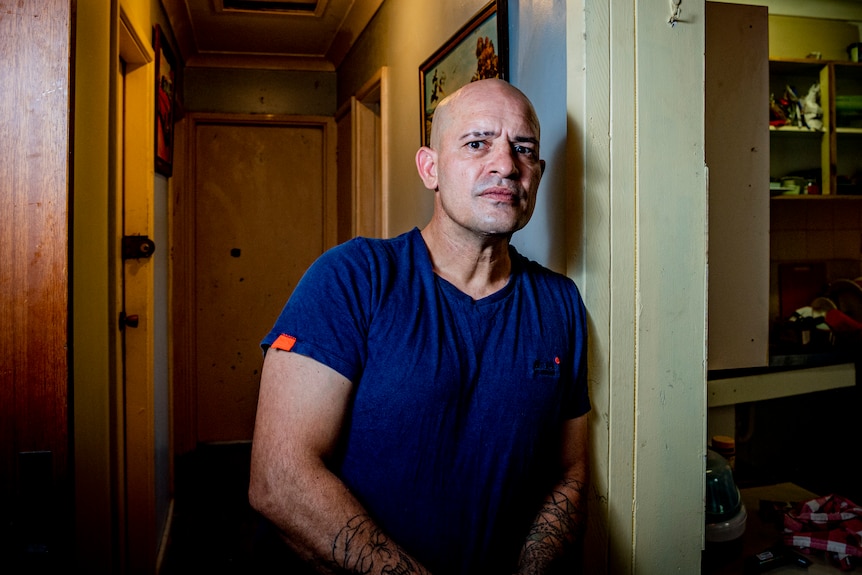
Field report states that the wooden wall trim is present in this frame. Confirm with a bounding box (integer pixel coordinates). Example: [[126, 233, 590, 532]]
[[0, 0, 72, 565]]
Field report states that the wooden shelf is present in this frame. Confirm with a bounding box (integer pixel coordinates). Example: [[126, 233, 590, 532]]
[[771, 193, 862, 200], [768, 58, 828, 72], [769, 125, 822, 133]]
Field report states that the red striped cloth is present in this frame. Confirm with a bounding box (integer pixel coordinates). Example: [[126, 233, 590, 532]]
[[783, 494, 862, 570]]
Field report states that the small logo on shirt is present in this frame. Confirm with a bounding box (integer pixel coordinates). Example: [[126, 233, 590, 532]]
[[533, 357, 561, 377], [272, 333, 297, 352]]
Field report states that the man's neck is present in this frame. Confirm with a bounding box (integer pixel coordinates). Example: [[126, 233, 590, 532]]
[[420, 224, 512, 300]]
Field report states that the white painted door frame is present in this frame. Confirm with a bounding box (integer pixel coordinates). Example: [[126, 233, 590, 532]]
[[570, 0, 708, 572]]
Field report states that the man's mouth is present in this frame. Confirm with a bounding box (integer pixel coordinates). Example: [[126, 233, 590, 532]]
[[480, 186, 522, 204]]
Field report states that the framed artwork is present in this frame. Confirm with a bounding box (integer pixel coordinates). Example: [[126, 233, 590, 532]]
[[419, 0, 509, 146], [154, 24, 176, 177]]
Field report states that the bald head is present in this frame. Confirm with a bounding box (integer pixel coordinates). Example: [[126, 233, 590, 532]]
[[428, 79, 541, 150], [414, 77, 545, 240]]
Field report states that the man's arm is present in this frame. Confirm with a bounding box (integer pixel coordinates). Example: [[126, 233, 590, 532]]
[[516, 414, 590, 575], [248, 349, 432, 575]]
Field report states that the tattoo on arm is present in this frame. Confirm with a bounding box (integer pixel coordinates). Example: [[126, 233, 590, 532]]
[[518, 477, 588, 575], [327, 514, 431, 575]]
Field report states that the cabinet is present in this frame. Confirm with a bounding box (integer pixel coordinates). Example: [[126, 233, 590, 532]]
[[706, 2, 770, 371], [769, 59, 862, 197]]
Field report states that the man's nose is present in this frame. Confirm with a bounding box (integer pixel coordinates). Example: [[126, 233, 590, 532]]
[[488, 144, 519, 178]]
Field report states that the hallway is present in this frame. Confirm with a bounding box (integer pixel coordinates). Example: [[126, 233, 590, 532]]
[[160, 443, 310, 574]]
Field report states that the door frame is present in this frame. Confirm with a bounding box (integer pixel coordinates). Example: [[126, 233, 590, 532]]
[[115, 8, 159, 573], [336, 67, 389, 241]]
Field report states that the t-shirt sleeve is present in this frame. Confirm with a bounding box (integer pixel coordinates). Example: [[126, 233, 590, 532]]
[[261, 239, 372, 383]]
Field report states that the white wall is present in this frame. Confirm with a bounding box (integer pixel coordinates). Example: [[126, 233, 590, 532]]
[[508, 0, 570, 274]]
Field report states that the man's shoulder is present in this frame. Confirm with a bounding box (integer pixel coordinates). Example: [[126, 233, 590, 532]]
[[319, 228, 420, 264], [308, 228, 426, 288], [512, 249, 579, 289], [334, 228, 419, 254]]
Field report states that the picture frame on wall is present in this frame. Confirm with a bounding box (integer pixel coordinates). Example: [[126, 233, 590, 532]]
[[419, 0, 509, 147], [154, 24, 176, 177]]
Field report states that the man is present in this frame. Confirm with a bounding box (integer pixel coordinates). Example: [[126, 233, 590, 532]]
[[249, 78, 590, 575]]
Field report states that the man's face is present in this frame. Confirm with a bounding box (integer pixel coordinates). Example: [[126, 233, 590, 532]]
[[423, 82, 545, 239]]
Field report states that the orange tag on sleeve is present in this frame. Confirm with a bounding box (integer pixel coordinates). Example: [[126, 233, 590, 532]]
[[272, 334, 297, 352]]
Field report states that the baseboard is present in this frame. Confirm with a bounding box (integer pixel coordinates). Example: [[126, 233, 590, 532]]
[[155, 497, 176, 575]]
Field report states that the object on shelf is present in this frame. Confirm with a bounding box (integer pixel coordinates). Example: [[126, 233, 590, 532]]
[[769, 178, 821, 196], [779, 300, 834, 349], [826, 278, 862, 326], [770, 169, 821, 196], [835, 95, 862, 128], [848, 42, 862, 62], [744, 545, 813, 573], [711, 435, 736, 470], [705, 449, 747, 544], [802, 83, 823, 130], [788, 298, 834, 332], [836, 174, 862, 195], [776, 277, 862, 350], [770, 85, 817, 129], [779, 262, 827, 320], [769, 180, 791, 195], [780, 176, 806, 195], [769, 93, 788, 127]]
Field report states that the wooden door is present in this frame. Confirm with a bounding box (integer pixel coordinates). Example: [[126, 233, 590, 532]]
[[0, 0, 72, 567], [186, 114, 336, 443]]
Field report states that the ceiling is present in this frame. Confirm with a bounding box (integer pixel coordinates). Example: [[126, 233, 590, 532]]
[[161, 0, 384, 70]]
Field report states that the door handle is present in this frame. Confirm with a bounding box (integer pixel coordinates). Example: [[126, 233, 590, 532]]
[[122, 235, 156, 260], [119, 312, 140, 330]]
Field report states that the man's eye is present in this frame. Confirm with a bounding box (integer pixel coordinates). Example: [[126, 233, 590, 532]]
[[467, 141, 485, 149], [514, 145, 536, 158]]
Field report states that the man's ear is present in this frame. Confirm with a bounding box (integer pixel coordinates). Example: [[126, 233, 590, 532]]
[[415, 146, 439, 190], [540, 159, 546, 175]]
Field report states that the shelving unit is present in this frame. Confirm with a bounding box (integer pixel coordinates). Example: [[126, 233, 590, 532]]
[[770, 58, 862, 198], [768, 57, 862, 352]]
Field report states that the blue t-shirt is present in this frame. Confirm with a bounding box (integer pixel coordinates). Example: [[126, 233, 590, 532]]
[[262, 228, 590, 574]]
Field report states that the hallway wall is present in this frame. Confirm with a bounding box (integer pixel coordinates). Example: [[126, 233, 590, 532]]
[[183, 68, 336, 115]]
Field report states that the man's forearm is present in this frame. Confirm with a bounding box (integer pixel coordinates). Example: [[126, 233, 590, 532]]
[[516, 475, 588, 575], [255, 471, 432, 575], [316, 513, 432, 575]]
